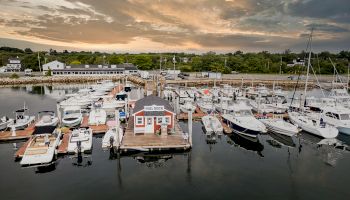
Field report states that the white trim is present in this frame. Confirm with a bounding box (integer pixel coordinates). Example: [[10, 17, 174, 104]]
[[164, 116, 171, 125], [135, 116, 144, 125]]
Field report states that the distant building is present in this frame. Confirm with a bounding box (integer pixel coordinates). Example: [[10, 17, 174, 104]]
[[49, 63, 138, 76], [132, 95, 175, 134], [4, 56, 21, 72], [42, 60, 65, 74], [287, 58, 305, 67], [181, 57, 189, 63]]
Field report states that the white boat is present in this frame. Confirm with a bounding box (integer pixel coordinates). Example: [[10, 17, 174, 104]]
[[8, 106, 35, 130], [249, 97, 275, 114], [180, 101, 196, 113], [321, 106, 350, 135], [197, 96, 215, 114], [260, 116, 299, 137], [102, 121, 123, 149], [0, 116, 13, 131], [202, 115, 223, 135], [20, 127, 62, 167], [61, 106, 83, 128], [59, 96, 93, 108], [35, 111, 59, 127], [88, 108, 107, 125], [67, 128, 93, 154], [221, 102, 267, 138], [215, 97, 234, 114], [329, 88, 350, 108], [288, 111, 338, 139]]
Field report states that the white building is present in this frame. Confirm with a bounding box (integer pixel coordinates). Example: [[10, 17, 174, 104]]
[[287, 58, 305, 67], [5, 57, 21, 72], [42, 60, 65, 74]]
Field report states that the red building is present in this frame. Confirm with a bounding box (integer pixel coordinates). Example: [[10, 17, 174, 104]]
[[132, 95, 175, 134]]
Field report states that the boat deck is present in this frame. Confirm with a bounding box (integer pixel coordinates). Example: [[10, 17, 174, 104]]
[[57, 132, 70, 154], [177, 106, 207, 120], [120, 117, 191, 151]]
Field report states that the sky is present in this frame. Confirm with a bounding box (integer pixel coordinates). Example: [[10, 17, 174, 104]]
[[0, 0, 349, 53]]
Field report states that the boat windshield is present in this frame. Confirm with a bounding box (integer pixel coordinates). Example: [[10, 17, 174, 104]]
[[235, 110, 252, 116], [340, 114, 350, 120], [65, 110, 80, 115]]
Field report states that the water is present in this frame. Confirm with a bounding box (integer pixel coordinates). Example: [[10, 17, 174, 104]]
[[1, 85, 350, 200]]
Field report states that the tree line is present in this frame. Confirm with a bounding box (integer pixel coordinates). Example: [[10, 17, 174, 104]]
[[1, 46, 349, 74]]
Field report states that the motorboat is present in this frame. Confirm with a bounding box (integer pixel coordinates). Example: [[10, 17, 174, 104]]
[[61, 106, 83, 128], [8, 105, 35, 130], [35, 111, 59, 127], [0, 116, 13, 131], [67, 128, 93, 154], [222, 102, 267, 138], [321, 106, 350, 135], [202, 115, 223, 135], [197, 96, 215, 114], [288, 111, 338, 139], [20, 126, 62, 167], [88, 108, 107, 125], [59, 96, 93, 108], [180, 101, 196, 113], [259, 116, 299, 137], [215, 97, 234, 114], [102, 121, 123, 149], [249, 97, 275, 114]]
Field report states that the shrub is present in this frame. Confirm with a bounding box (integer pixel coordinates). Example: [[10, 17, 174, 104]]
[[10, 73, 19, 79]]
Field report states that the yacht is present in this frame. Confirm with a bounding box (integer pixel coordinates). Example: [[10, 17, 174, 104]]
[[259, 115, 299, 137], [61, 106, 83, 128], [67, 128, 93, 154], [201, 115, 223, 135], [35, 111, 59, 127], [222, 102, 267, 138], [8, 106, 35, 130], [88, 108, 107, 125], [20, 127, 62, 167], [0, 116, 13, 131], [321, 106, 350, 135], [288, 111, 338, 138]]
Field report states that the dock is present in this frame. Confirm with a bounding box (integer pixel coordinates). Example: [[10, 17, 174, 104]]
[[119, 117, 191, 151], [57, 132, 70, 154], [80, 116, 108, 134], [177, 106, 207, 120], [0, 122, 36, 142]]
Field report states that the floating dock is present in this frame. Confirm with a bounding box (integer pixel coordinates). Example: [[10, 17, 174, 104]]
[[0, 122, 36, 142], [119, 117, 191, 152]]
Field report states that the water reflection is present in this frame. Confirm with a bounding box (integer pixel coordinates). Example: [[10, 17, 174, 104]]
[[227, 133, 264, 157], [268, 132, 296, 148], [70, 153, 93, 167], [35, 163, 57, 174]]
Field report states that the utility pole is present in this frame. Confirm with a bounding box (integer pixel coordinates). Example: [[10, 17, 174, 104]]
[[37, 52, 41, 72]]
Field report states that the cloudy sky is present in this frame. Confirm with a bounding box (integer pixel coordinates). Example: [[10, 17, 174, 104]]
[[0, 0, 349, 53]]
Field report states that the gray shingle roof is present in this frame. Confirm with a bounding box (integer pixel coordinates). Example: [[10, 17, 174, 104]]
[[133, 95, 174, 114]]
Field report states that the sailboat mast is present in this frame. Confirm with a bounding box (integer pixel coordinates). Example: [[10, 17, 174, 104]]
[[304, 30, 313, 98]]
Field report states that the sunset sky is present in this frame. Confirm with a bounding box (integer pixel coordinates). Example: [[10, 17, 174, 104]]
[[0, 0, 349, 53]]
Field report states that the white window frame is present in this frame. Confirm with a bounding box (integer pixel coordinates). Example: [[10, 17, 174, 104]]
[[136, 116, 144, 125], [156, 117, 163, 125], [164, 116, 171, 125]]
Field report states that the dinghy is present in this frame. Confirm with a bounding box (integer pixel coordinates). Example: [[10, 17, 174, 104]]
[[202, 115, 223, 135], [102, 121, 123, 149], [35, 111, 59, 127], [61, 106, 83, 128]]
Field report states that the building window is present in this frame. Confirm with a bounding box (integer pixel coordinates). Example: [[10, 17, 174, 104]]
[[157, 117, 163, 125], [136, 116, 144, 125], [165, 116, 171, 125]]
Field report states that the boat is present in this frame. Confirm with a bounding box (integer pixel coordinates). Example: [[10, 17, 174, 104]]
[[288, 111, 338, 138], [180, 101, 196, 113], [201, 115, 223, 135], [197, 96, 215, 114], [221, 102, 267, 138], [8, 105, 35, 130], [249, 97, 275, 114], [259, 116, 299, 137], [0, 116, 13, 131], [88, 107, 107, 125], [61, 106, 83, 128], [20, 126, 62, 167], [321, 106, 350, 135], [35, 111, 59, 127], [102, 121, 123, 149], [67, 128, 93, 154], [116, 91, 128, 101], [215, 97, 234, 114]]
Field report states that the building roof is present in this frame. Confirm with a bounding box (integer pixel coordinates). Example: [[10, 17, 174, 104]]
[[133, 95, 174, 114], [66, 63, 138, 70], [8, 57, 21, 61]]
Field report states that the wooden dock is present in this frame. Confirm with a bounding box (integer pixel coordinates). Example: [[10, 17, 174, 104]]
[[57, 132, 70, 154], [80, 116, 108, 134], [14, 140, 30, 159], [177, 106, 207, 120], [0, 122, 36, 142], [120, 117, 191, 151]]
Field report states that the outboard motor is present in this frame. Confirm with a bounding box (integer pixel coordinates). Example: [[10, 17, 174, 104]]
[[109, 136, 114, 149], [77, 140, 82, 153]]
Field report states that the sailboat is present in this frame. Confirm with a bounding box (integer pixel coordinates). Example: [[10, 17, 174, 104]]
[[288, 30, 338, 139]]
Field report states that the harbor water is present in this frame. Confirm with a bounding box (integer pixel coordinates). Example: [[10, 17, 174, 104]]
[[0, 85, 350, 200]]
